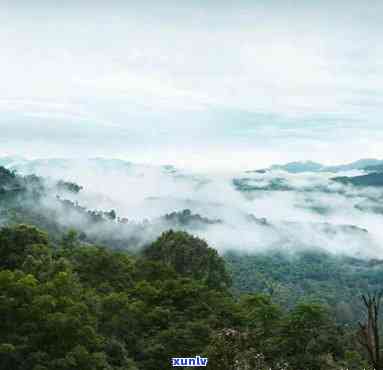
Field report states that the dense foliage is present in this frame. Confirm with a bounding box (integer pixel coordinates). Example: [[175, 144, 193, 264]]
[[225, 251, 383, 323], [143, 230, 231, 290], [2, 164, 383, 368], [0, 224, 375, 369]]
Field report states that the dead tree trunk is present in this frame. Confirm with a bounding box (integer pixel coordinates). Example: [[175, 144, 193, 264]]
[[358, 292, 383, 370]]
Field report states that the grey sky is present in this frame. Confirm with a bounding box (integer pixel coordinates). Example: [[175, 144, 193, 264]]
[[1, 0, 383, 170]]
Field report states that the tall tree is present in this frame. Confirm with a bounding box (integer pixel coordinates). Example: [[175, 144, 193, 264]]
[[143, 230, 231, 290], [358, 291, 383, 370]]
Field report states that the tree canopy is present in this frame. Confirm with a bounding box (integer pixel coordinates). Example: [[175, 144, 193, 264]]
[[0, 225, 375, 369]]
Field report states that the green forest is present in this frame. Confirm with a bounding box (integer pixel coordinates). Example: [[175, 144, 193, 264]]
[[1, 165, 383, 369], [0, 225, 377, 370]]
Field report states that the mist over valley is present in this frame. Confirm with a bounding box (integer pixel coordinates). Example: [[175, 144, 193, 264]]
[[2, 156, 383, 259]]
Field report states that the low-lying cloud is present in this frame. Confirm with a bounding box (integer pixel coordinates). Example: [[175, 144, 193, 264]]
[[4, 157, 383, 259]]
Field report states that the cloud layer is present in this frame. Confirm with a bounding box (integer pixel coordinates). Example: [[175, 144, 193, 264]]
[[7, 157, 383, 259]]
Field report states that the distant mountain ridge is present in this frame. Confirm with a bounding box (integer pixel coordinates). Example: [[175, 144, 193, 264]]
[[3, 156, 383, 175], [256, 158, 383, 174]]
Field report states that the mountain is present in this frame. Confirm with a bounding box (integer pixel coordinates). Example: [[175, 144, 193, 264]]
[[270, 161, 324, 173], [0, 165, 222, 249], [0, 155, 27, 168], [326, 158, 383, 172], [232, 177, 293, 192], [363, 164, 383, 173], [256, 158, 383, 174], [2, 156, 383, 259], [332, 172, 383, 187]]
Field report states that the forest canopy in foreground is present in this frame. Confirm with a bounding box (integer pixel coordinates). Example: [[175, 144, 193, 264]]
[[0, 224, 379, 370]]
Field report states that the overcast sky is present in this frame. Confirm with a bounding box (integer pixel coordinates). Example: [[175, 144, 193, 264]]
[[1, 0, 383, 170]]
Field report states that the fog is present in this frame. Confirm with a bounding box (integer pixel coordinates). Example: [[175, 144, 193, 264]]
[[4, 157, 383, 259]]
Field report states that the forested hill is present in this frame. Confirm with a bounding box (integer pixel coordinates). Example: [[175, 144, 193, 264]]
[[0, 165, 128, 247], [0, 225, 374, 369], [0, 166, 218, 250], [332, 172, 383, 187], [2, 165, 383, 368], [225, 251, 383, 324], [2, 164, 383, 323]]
